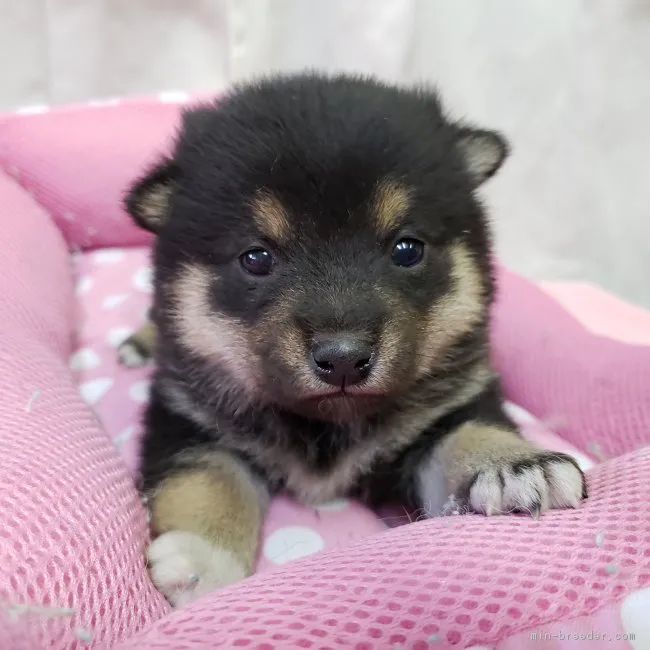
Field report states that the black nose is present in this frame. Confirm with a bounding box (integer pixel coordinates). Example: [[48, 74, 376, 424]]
[[310, 335, 375, 387]]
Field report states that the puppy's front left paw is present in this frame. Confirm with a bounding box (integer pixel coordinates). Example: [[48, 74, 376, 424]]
[[117, 337, 152, 368], [147, 530, 247, 607], [465, 451, 587, 517]]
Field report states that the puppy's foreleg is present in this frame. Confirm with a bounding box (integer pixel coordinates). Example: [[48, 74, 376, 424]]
[[415, 386, 587, 518], [118, 319, 157, 367], [146, 451, 268, 607]]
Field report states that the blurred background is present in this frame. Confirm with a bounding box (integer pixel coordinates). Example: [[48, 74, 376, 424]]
[[1, 0, 649, 306]]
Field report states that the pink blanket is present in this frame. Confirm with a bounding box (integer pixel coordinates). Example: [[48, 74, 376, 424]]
[[0, 96, 647, 650]]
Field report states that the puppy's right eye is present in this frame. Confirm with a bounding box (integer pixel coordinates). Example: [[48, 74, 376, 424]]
[[391, 238, 425, 268], [240, 248, 274, 275]]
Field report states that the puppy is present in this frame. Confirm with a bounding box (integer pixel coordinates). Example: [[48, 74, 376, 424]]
[[121, 73, 587, 607]]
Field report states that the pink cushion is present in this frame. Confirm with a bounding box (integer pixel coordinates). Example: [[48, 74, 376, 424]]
[[492, 269, 650, 460], [0, 98, 647, 649], [542, 281, 650, 345], [0, 168, 167, 648], [115, 448, 649, 650], [0, 100, 176, 251]]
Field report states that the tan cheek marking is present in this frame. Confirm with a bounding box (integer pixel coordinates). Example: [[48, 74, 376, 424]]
[[372, 322, 402, 387], [275, 324, 306, 371], [369, 288, 418, 389], [150, 456, 264, 573], [170, 263, 259, 391], [374, 179, 411, 238], [254, 296, 322, 392], [416, 243, 486, 378], [251, 189, 291, 242]]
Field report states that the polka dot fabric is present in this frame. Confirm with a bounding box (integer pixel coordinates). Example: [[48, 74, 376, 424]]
[[0, 95, 648, 649]]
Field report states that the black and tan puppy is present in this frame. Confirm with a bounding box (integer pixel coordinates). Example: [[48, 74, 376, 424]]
[[121, 73, 586, 606]]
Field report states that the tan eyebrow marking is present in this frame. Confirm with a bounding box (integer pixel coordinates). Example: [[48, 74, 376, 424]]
[[250, 189, 291, 242], [373, 179, 412, 238]]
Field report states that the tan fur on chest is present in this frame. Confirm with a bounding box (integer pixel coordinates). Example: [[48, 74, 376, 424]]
[[163, 362, 494, 505]]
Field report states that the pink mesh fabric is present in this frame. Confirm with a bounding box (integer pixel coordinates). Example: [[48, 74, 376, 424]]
[[0, 98, 648, 649], [115, 448, 650, 649], [0, 168, 168, 647]]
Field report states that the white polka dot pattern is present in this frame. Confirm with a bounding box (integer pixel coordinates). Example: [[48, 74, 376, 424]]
[[79, 377, 114, 405], [263, 526, 325, 564], [91, 248, 125, 265], [102, 294, 128, 310], [620, 588, 650, 650], [107, 327, 134, 347], [133, 267, 153, 292], [128, 380, 150, 403], [75, 275, 93, 295], [69, 348, 100, 371]]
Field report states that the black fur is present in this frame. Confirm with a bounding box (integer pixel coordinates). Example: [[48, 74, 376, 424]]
[[133, 72, 513, 508]]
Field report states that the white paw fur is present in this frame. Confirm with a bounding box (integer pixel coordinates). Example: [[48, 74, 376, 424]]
[[117, 339, 150, 368], [147, 530, 247, 607], [468, 455, 585, 516]]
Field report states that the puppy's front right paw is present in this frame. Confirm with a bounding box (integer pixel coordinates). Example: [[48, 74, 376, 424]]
[[465, 450, 587, 517], [147, 530, 247, 607]]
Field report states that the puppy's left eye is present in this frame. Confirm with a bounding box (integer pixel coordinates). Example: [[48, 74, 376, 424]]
[[391, 238, 425, 267], [240, 248, 274, 275]]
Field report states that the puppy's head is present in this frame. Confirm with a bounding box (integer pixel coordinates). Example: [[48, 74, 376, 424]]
[[127, 74, 508, 422]]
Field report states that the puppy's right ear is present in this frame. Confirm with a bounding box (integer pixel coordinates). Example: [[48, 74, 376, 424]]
[[124, 158, 178, 233]]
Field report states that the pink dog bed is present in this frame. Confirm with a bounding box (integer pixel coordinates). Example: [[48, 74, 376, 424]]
[[0, 96, 648, 649]]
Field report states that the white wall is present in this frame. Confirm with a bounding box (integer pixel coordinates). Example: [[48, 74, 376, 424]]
[[1, 0, 648, 305]]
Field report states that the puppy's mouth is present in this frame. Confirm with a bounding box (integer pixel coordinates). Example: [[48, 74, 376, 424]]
[[303, 387, 385, 400], [293, 383, 387, 421]]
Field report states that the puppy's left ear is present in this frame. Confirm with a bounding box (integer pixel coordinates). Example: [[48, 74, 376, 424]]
[[124, 157, 179, 234], [456, 127, 510, 186]]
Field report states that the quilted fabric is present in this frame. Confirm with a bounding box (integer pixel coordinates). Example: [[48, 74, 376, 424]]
[[0, 97, 647, 649]]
